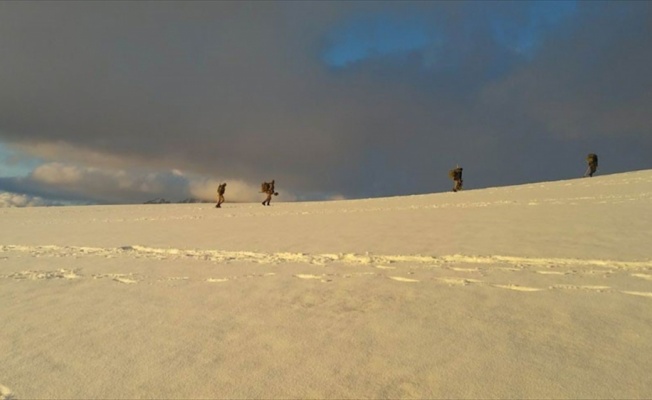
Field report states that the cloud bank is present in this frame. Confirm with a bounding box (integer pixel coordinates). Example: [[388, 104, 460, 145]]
[[0, 192, 51, 208]]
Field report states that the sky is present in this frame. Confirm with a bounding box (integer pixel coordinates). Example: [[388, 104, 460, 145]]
[[1, 1, 651, 206]]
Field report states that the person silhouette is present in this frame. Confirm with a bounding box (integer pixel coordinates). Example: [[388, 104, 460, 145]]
[[216, 183, 226, 208]]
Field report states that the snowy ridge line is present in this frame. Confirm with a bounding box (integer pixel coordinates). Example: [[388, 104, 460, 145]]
[[38, 192, 652, 222], [223, 192, 651, 215], [2, 244, 651, 269]]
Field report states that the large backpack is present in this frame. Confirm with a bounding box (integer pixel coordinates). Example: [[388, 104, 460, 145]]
[[587, 153, 598, 165], [261, 182, 270, 193], [448, 167, 462, 180]]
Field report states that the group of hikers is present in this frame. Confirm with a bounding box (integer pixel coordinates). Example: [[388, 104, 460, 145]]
[[215, 179, 278, 208], [215, 154, 599, 207], [446, 153, 599, 192]]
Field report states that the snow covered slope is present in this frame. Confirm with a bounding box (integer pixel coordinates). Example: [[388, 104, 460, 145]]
[[1, 170, 651, 398]]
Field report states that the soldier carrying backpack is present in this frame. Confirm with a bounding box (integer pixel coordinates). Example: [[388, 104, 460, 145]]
[[585, 153, 598, 177], [448, 166, 463, 192], [216, 183, 227, 208], [261, 179, 278, 206]]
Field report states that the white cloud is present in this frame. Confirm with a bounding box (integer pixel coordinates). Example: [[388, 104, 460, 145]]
[[0, 191, 49, 207], [12, 141, 140, 170], [13, 161, 298, 204], [23, 162, 182, 203], [31, 162, 84, 184]]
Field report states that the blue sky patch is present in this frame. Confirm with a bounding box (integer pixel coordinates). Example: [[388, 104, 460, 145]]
[[323, 1, 578, 68], [322, 12, 431, 68], [0, 142, 41, 178]]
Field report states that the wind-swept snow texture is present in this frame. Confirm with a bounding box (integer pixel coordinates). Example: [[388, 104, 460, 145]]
[[1, 170, 651, 398]]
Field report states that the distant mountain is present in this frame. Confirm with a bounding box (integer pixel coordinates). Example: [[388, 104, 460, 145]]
[[178, 198, 211, 204], [144, 198, 171, 204], [144, 198, 212, 204]]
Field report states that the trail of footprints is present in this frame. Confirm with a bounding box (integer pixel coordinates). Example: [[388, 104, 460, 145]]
[[1, 244, 651, 298]]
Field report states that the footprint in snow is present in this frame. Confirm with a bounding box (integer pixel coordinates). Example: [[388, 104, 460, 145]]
[[389, 276, 420, 283], [206, 278, 230, 283], [0, 384, 14, 400], [492, 284, 544, 292], [294, 274, 333, 282], [621, 291, 652, 298], [93, 273, 138, 284]]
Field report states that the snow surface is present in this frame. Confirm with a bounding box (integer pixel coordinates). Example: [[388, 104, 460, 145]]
[[1, 170, 651, 398]]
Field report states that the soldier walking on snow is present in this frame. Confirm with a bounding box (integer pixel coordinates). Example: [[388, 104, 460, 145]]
[[216, 183, 226, 208], [585, 153, 598, 177], [261, 180, 277, 206], [449, 166, 463, 192]]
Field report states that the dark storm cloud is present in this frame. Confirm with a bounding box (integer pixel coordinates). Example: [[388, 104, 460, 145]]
[[481, 2, 652, 140], [0, 1, 650, 203]]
